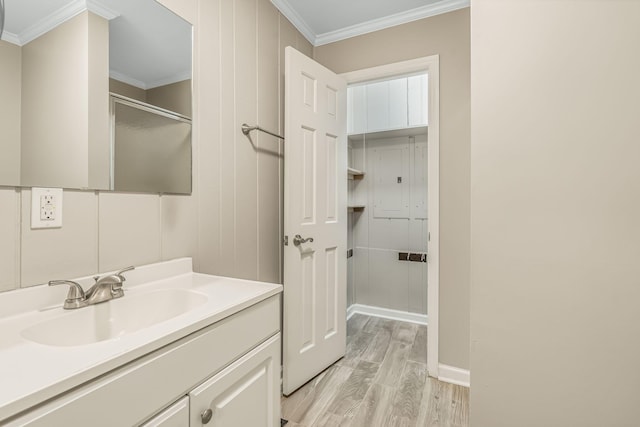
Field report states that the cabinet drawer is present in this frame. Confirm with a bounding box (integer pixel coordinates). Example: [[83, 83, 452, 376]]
[[6, 296, 280, 427], [140, 396, 189, 427]]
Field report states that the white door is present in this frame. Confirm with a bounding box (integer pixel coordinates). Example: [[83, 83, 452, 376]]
[[283, 46, 348, 395]]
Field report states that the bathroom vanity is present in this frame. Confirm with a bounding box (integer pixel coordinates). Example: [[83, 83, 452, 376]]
[[0, 258, 282, 426]]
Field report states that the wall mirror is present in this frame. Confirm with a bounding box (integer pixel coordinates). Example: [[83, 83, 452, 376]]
[[0, 0, 192, 194]]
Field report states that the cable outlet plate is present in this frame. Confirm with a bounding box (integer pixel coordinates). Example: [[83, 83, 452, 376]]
[[31, 188, 63, 229]]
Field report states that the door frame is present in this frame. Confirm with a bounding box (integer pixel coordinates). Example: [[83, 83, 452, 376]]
[[340, 55, 440, 378]]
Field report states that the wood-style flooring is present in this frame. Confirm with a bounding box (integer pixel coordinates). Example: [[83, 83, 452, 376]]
[[281, 314, 469, 427]]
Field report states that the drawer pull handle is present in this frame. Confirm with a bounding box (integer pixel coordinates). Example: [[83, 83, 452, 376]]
[[201, 408, 213, 424]]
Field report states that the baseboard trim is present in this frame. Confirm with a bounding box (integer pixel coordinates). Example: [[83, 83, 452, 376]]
[[347, 304, 427, 325], [438, 364, 470, 387]]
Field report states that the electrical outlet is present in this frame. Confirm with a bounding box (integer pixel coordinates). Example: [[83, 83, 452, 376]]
[[31, 188, 63, 229], [40, 195, 56, 221]]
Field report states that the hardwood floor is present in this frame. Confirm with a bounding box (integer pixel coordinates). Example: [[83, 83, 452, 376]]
[[281, 314, 469, 427]]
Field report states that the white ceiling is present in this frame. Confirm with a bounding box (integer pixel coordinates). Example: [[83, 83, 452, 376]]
[[1, 0, 191, 89], [270, 0, 469, 46]]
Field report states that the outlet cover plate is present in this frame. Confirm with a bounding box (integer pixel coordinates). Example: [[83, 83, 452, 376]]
[[31, 188, 63, 229]]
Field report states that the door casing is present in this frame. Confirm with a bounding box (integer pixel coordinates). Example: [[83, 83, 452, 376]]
[[340, 55, 440, 378]]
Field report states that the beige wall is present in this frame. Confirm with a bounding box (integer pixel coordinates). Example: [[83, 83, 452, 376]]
[[113, 102, 191, 193], [471, 1, 640, 425], [21, 12, 91, 189], [20, 12, 110, 190], [0, 41, 21, 186], [87, 12, 110, 190], [147, 79, 192, 117], [110, 78, 147, 102], [314, 9, 471, 369]]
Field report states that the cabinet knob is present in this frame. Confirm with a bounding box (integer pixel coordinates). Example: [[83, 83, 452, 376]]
[[201, 408, 213, 424]]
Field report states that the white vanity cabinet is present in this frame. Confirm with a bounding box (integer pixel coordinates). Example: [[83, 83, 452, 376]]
[[5, 295, 281, 427]]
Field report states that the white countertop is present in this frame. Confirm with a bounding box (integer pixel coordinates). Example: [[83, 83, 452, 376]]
[[0, 258, 282, 421]]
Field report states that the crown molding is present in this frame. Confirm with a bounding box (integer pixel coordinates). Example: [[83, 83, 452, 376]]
[[110, 70, 190, 91], [269, 0, 315, 45], [12, 0, 119, 46], [0, 31, 21, 46], [87, 0, 120, 21], [271, 0, 469, 47], [18, 0, 86, 46], [146, 71, 192, 89], [315, 0, 469, 46], [110, 70, 149, 90]]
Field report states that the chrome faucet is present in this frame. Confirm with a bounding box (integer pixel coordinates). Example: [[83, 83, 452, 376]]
[[49, 266, 135, 309]]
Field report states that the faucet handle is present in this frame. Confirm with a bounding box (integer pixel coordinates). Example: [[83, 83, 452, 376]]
[[115, 266, 135, 279], [112, 266, 135, 292], [49, 280, 86, 309]]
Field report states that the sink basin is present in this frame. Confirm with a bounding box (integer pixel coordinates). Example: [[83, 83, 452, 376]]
[[21, 289, 208, 347]]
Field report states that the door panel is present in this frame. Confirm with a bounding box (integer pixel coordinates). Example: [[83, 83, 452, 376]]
[[283, 47, 347, 395]]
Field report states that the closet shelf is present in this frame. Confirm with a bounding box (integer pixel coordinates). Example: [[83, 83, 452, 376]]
[[348, 125, 428, 142], [348, 205, 365, 213], [347, 168, 365, 180]]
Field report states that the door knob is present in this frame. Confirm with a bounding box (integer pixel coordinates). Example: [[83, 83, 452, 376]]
[[293, 234, 314, 246], [201, 408, 213, 424]]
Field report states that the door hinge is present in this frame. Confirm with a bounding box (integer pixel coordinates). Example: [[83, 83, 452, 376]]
[[283, 235, 289, 246]]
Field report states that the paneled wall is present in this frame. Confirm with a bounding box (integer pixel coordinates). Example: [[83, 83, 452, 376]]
[[196, 0, 312, 283], [0, 188, 197, 291], [0, 0, 311, 292]]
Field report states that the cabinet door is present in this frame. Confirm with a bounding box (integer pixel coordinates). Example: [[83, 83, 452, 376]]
[[140, 397, 189, 427], [189, 334, 280, 427], [388, 77, 408, 130], [347, 85, 367, 134], [408, 74, 428, 126]]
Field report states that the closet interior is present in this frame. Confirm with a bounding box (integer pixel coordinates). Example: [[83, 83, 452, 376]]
[[347, 72, 429, 320]]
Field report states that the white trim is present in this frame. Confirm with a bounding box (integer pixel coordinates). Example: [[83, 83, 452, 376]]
[[269, 0, 316, 45], [109, 70, 191, 91], [9, 0, 120, 47], [315, 0, 469, 46], [86, 0, 121, 21], [426, 58, 440, 379], [340, 54, 440, 379], [0, 31, 21, 46], [109, 70, 149, 90], [347, 304, 427, 325], [270, 0, 469, 47], [17, 0, 86, 46], [438, 364, 470, 388], [146, 71, 193, 89]]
